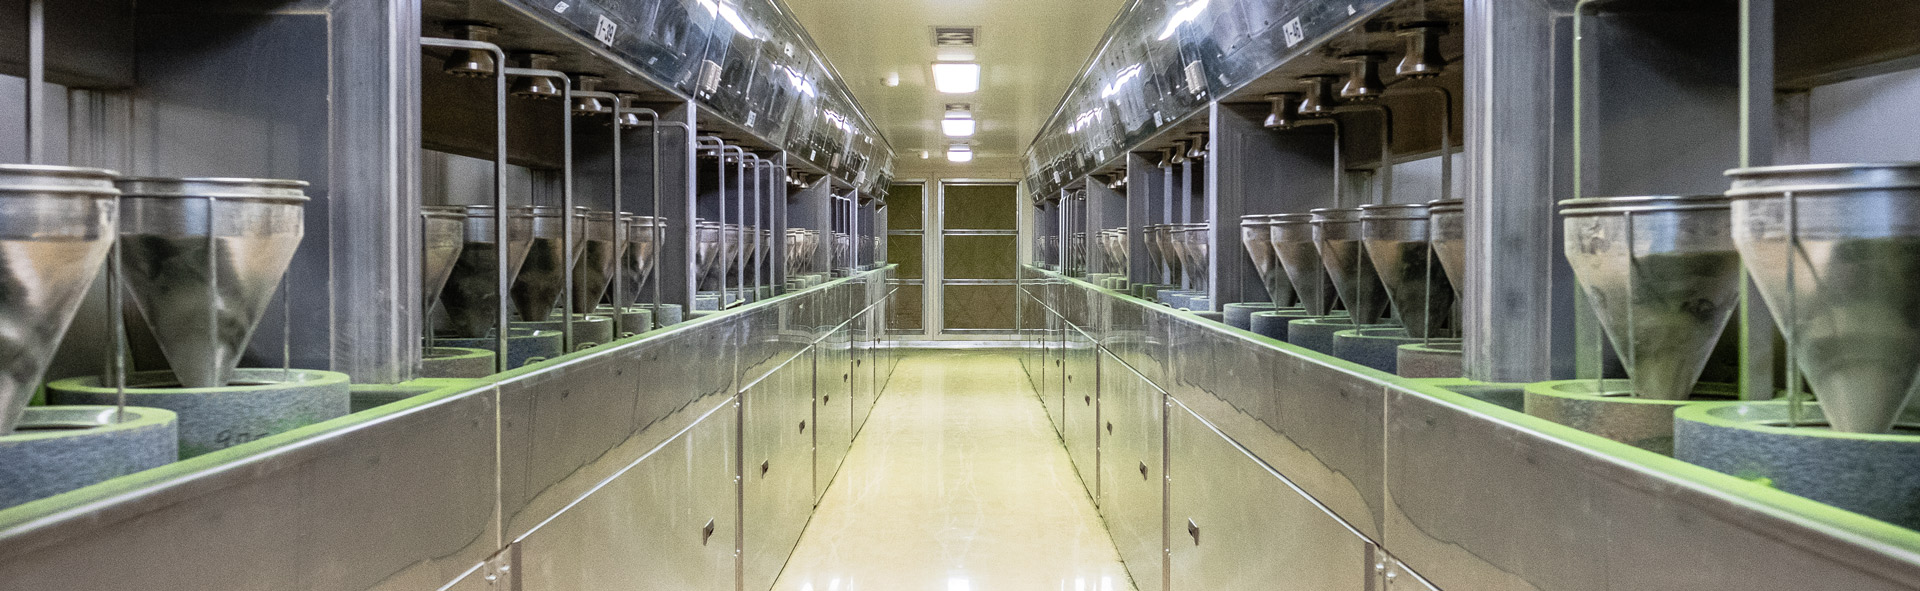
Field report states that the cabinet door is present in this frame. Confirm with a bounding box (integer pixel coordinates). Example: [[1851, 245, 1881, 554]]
[[1041, 312, 1066, 437], [518, 400, 737, 591], [1098, 350, 1164, 591], [814, 323, 854, 500], [743, 353, 817, 591], [852, 307, 877, 438], [1064, 325, 1099, 499], [1167, 400, 1372, 591]]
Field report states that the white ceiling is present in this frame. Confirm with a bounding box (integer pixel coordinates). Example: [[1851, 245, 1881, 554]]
[[780, 0, 1128, 180]]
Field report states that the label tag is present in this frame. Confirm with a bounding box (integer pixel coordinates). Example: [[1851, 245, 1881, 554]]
[[553, 1, 570, 13], [594, 16, 618, 46], [1283, 18, 1305, 47]]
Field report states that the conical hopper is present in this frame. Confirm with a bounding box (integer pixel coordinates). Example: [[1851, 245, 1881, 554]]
[[1311, 208, 1390, 324], [0, 165, 120, 432], [421, 206, 465, 312], [510, 206, 585, 322], [1559, 195, 1742, 401], [440, 205, 535, 338], [1728, 163, 1920, 433], [1149, 225, 1179, 284], [1141, 225, 1166, 282], [613, 215, 661, 308], [695, 220, 723, 290], [1428, 199, 1467, 302], [1179, 223, 1210, 291], [1269, 213, 1339, 315], [1240, 215, 1294, 307], [569, 210, 622, 312], [117, 177, 308, 389], [1361, 204, 1454, 338]]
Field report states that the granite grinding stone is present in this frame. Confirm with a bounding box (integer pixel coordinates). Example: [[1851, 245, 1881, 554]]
[[1675, 401, 1920, 529], [47, 369, 350, 459], [1223, 302, 1276, 329], [1397, 340, 1464, 378], [0, 405, 178, 508]]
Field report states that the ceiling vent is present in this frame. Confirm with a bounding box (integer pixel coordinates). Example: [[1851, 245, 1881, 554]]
[[934, 27, 977, 48]]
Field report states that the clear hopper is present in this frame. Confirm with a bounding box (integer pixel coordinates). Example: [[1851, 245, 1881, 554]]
[[0, 165, 120, 432]]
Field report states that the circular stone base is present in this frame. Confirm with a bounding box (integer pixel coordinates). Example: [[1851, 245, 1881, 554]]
[[513, 314, 616, 351], [1287, 317, 1387, 354], [637, 303, 684, 326], [1161, 290, 1202, 308], [1332, 327, 1420, 373], [434, 328, 563, 369], [0, 406, 178, 509], [1396, 340, 1464, 378], [47, 369, 351, 459], [1675, 401, 1920, 529], [595, 305, 656, 337], [1133, 283, 1171, 300], [1248, 309, 1320, 340], [1184, 296, 1214, 312], [1223, 302, 1277, 329], [1524, 379, 1737, 454], [421, 347, 496, 379]]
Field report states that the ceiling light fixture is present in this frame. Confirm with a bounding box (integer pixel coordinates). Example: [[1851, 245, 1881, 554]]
[[942, 104, 976, 137], [931, 62, 980, 94], [947, 144, 973, 163]]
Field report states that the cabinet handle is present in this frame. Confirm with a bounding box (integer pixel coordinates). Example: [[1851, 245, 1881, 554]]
[[799, 420, 807, 433], [760, 460, 770, 476], [1139, 461, 1149, 480], [1084, 395, 1091, 406], [701, 519, 716, 545], [1106, 421, 1114, 435], [1187, 519, 1201, 545]]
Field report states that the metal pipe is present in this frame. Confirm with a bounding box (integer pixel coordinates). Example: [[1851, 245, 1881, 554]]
[[25, 0, 44, 164], [422, 37, 510, 372], [1334, 105, 1393, 206], [505, 66, 574, 350]]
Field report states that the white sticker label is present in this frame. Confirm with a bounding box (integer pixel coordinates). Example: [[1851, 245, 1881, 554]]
[[1282, 18, 1306, 47], [594, 16, 618, 46], [746, 111, 757, 126], [1347, 4, 1357, 14], [553, 1, 569, 12]]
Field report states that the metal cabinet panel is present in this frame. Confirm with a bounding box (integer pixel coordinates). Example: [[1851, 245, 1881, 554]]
[[1041, 311, 1067, 437], [1168, 399, 1372, 591], [743, 352, 818, 591], [519, 398, 737, 591], [852, 306, 878, 438], [814, 322, 854, 500], [1098, 350, 1166, 591], [1064, 325, 1100, 499]]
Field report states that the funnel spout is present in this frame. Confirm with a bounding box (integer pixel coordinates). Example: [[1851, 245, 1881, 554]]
[[1728, 163, 1920, 433], [440, 205, 535, 338], [1270, 213, 1340, 315], [117, 177, 309, 389], [1240, 215, 1295, 307], [1361, 203, 1454, 338], [0, 165, 121, 432], [1560, 195, 1742, 401], [1311, 207, 1390, 324]]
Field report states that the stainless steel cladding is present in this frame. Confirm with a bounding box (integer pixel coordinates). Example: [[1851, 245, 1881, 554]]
[[1559, 195, 1742, 401], [1270, 213, 1338, 315], [1360, 204, 1453, 339], [0, 165, 121, 433], [1726, 163, 1920, 433], [116, 177, 309, 389], [1310, 207, 1389, 324], [440, 205, 536, 339]]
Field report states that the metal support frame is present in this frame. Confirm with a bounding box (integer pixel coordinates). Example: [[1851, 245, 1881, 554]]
[[422, 37, 512, 372]]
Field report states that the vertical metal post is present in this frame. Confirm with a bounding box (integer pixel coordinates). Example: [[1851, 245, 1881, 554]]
[[25, 0, 45, 164], [609, 103, 624, 337], [560, 82, 575, 351]]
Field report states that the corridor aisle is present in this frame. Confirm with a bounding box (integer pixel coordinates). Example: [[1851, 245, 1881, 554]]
[[772, 350, 1137, 591]]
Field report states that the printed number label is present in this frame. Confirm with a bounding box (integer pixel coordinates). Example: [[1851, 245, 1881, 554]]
[[595, 16, 618, 46], [1282, 18, 1306, 47]]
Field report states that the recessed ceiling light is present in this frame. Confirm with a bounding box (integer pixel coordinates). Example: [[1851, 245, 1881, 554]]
[[946, 144, 973, 163], [931, 62, 980, 94], [942, 106, 975, 137]]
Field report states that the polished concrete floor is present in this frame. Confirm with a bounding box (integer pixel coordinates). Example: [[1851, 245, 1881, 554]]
[[772, 350, 1137, 591]]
